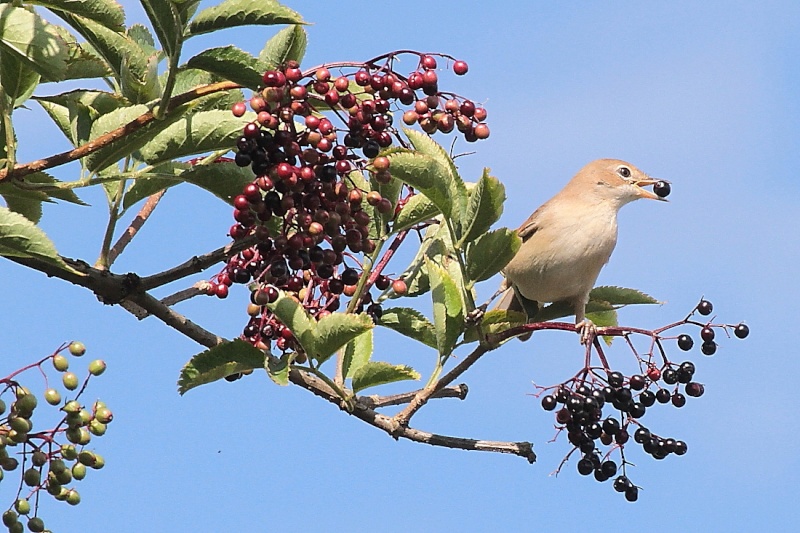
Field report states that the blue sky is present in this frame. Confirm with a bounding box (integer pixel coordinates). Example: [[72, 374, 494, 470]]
[[2, 1, 799, 531]]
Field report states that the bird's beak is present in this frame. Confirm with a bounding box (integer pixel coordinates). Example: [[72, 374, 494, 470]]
[[633, 177, 668, 201]]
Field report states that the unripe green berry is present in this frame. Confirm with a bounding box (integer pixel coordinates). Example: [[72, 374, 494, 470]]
[[9, 522, 23, 533], [62, 372, 79, 391], [48, 459, 66, 474], [2, 510, 18, 527], [63, 400, 81, 414], [91, 454, 105, 470], [1, 457, 19, 471], [44, 389, 60, 406], [78, 451, 96, 467], [46, 481, 61, 495], [89, 420, 106, 436], [0, 398, 6, 415], [68, 341, 86, 357], [8, 429, 27, 444], [55, 468, 72, 484], [66, 489, 81, 506], [71, 462, 86, 480], [26, 516, 44, 532], [60, 444, 77, 460], [23, 467, 40, 487], [52, 354, 69, 372], [13, 499, 30, 515], [15, 392, 37, 413], [31, 451, 47, 467], [79, 410, 92, 425], [88, 359, 106, 376], [10, 416, 32, 434], [94, 407, 113, 424]]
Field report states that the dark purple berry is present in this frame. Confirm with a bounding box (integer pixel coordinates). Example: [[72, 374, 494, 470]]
[[541, 395, 557, 411], [685, 382, 705, 397], [734, 323, 749, 339], [701, 341, 717, 356], [697, 300, 713, 316], [678, 334, 694, 351], [701, 327, 715, 342], [671, 392, 686, 407]]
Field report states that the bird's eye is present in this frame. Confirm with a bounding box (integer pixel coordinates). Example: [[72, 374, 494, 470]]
[[618, 166, 631, 178]]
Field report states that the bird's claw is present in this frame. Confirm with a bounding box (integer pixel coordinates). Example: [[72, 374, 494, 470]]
[[466, 305, 487, 325], [577, 319, 597, 345]]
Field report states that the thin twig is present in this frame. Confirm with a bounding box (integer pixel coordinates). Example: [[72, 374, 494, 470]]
[[107, 190, 167, 266], [360, 384, 468, 409]]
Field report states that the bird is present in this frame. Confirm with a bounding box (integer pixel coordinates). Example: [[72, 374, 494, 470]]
[[494, 159, 666, 344]]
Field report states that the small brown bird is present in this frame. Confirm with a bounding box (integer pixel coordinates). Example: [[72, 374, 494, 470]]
[[496, 159, 666, 343]]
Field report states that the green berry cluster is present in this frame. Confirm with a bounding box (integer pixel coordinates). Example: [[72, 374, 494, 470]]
[[1, 342, 111, 532]]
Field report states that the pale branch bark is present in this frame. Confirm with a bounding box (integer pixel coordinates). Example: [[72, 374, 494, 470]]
[[360, 384, 468, 409], [107, 191, 166, 267], [0, 81, 241, 183], [126, 291, 223, 348]]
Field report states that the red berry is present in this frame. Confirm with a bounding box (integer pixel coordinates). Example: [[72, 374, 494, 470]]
[[231, 101, 247, 117], [316, 67, 331, 81], [421, 55, 437, 69], [214, 284, 229, 299], [453, 60, 469, 75], [392, 279, 407, 295]]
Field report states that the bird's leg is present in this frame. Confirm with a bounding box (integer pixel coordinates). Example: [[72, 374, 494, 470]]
[[575, 303, 596, 345], [466, 284, 508, 324]]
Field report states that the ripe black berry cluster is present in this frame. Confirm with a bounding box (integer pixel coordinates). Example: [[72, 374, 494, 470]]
[[1, 342, 111, 532], [538, 299, 748, 501], [213, 52, 482, 355]]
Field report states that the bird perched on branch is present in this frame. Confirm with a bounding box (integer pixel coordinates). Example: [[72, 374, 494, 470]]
[[495, 159, 667, 343]]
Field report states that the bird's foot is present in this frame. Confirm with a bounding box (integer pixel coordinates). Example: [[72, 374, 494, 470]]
[[577, 319, 597, 345], [466, 305, 487, 325]]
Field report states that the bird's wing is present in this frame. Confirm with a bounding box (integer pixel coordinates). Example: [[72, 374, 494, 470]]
[[516, 205, 545, 241]]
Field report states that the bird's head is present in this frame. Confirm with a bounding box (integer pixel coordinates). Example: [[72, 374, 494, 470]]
[[575, 159, 669, 207]]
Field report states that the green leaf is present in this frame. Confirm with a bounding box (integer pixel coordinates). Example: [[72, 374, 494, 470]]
[[425, 257, 464, 357], [392, 192, 440, 233], [463, 309, 527, 343], [589, 286, 661, 306], [140, 0, 183, 58], [24, 172, 86, 206], [186, 0, 305, 37], [465, 229, 521, 284], [181, 160, 256, 205], [0, 5, 69, 81], [461, 169, 505, 244], [534, 299, 616, 323], [265, 352, 291, 386], [126, 23, 157, 56], [137, 109, 250, 166], [53, 12, 148, 80], [403, 129, 467, 228], [267, 292, 316, 356], [351, 361, 419, 394], [0, 206, 78, 273], [0, 50, 40, 107], [1, 190, 44, 223], [31, 0, 125, 31], [378, 307, 437, 349], [186, 45, 262, 89], [35, 90, 127, 147], [257, 24, 306, 70], [121, 161, 189, 211], [386, 150, 454, 219], [177, 339, 265, 394], [586, 309, 619, 346], [342, 329, 372, 380], [120, 51, 161, 104], [61, 39, 112, 80], [314, 312, 373, 365]]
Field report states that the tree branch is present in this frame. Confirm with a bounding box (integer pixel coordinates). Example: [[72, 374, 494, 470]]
[[0, 81, 241, 183], [107, 190, 167, 266], [360, 384, 468, 409]]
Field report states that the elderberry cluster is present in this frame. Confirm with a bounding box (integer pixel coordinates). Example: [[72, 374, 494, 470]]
[[211, 53, 485, 355], [539, 299, 749, 501]]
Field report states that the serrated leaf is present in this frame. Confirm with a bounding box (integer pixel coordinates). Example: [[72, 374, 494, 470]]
[[31, 0, 125, 31], [2, 192, 43, 223], [120, 51, 160, 104], [351, 361, 419, 394], [466, 229, 521, 284], [314, 312, 373, 365], [0, 206, 78, 273], [386, 150, 454, 220], [54, 11, 148, 80], [177, 339, 266, 394], [181, 160, 256, 205], [265, 352, 290, 386], [392, 192, 440, 233], [24, 172, 87, 206], [121, 161, 189, 210], [267, 292, 316, 356], [378, 307, 437, 349], [186, 0, 305, 37], [386, 222, 446, 300], [463, 309, 527, 343], [403, 129, 467, 228], [140, 0, 183, 58], [127, 23, 157, 56], [61, 40, 112, 80], [137, 109, 249, 166], [342, 329, 372, 380], [0, 50, 40, 107], [0, 5, 69, 80], [461, 169, 505, 244], [257, 24, 306, 70], [425, 257, 464, 357], [589, 286, 661, 306], [186, 45, 262, 88], [35, 90, 127, 147]]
